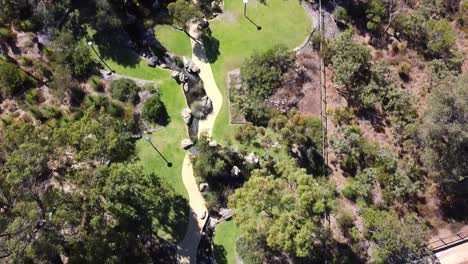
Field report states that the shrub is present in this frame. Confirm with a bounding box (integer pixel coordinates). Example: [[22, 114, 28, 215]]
[[19, 56, 32, 67], [0, 61, 28, 99], [107, 100, 124, 117], [0, 27, 14, 42], [336, 208, 355, 232], [399, 63, 410, 78], [88, 75, 105, 92], [110, 78, 139, 104], [329, 107, 355, 126], [142, 95, 168, 124], [426, 19, 456, 57], [342, 180, 356, 200], [334, 6, 349, 22], [366, 0, 388, 32]]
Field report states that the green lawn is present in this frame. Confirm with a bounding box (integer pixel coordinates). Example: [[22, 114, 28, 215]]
[[155, 25, 192, 58], [89, 41, 189, 242], [214, 221, 240, 264], [208, 0, 311, 143]]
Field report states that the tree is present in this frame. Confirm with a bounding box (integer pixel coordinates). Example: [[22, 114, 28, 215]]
[[426, 19, 456, 57], [0, 61, 28, 99], [167, 0, 203, 31], [110, 78, 140, 104], [229, 159, 335, 261], [329, 30, 371, 96], [362, 208, 431, 264], [420, 75, 468, 195], [235, 45, 293, 125], [366, 0, 388, 32], [142, 94, 169, 124]]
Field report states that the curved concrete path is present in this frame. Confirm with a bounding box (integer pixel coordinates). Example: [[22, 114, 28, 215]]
[[176, 25, 223, 264]]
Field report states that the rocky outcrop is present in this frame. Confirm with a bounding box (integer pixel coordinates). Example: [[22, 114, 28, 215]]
[[182, 108, 192, 124], [181, 138, 194, 150]]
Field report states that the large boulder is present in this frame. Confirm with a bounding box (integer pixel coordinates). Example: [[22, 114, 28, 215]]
[[179, 72, 188, 83], [200, 96, 213, 111], [181, 108, 192, 124], [245, 152, 259, 164], [219, 208, 233, 220], [147, 57, 158, 67], [183, 82, 189, 92], [231, 166, 240, 177], [171, 70, 180, 79], [181, 139, 194, 150], [199, 183, 209, 192]]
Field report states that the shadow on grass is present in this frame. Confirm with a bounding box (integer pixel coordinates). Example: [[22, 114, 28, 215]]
[[155, 184, 190, 241], [92, 34, 141, 68], [214, 244, 228, 264], [200, 30, 220, 63]]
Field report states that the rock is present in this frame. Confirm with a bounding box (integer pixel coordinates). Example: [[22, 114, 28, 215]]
[[179, 72, 188, 83], [219, 208, 233, 220], [245, 152, 259, 164], [171, 70, 180, 79], [208, 218, 220, 228], [231, 166, 240, 177], [183, 82, 189, 92], [190, 64, 200, 73], [199, 183, 209, 192], [201, 96, 213, 110], [181, 108, 192, 124], [181, 139, 194, 150], [183, 57, 191, 68], [208, 140, 217, 147], [159, 63, 167, 69], [147, 57, 158, 67]]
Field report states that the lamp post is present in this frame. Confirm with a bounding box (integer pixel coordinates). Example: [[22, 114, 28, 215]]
[[145, 136, 173, 167], [87, 41, 113, 75], [243, 0, 248, 17]]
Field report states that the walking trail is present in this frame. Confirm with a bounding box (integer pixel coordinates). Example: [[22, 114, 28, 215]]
[[176, 24, 223, 264]]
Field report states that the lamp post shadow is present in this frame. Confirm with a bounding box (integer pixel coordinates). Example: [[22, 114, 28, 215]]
[[87, 41, 115, 74], [147, 139, 173, 167], [245, 15, 262, 31]]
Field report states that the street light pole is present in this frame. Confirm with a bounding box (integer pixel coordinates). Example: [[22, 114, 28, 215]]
[[243, 0, 249, 17], [87, 41, 113, 75], [145, 136, 173, 167]]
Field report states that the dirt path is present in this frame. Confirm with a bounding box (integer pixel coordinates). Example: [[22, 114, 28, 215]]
[[176, 24, 223, 264]]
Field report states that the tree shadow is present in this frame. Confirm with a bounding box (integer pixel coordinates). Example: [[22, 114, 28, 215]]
[[201, 30, 220, 63], [155, 189, 190, 242], [213, 244, 228, 264], [91, 34, 141, 68]]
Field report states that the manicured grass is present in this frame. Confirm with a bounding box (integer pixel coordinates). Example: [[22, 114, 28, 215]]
[[89, 42, 189, 242], [208, 0, 311, 143], [155, 25, 192, 58], [214, 221, 240, 264]]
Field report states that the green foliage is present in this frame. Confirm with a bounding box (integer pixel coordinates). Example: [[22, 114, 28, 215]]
[[142, 94, 169, 124], [329, 107, 355, 126], [399, 63, 410, 77], [334, 6, 349, 22], [0, 60, 28, 99], [329, 30, 371, 92], [229, 159, 335, 259], [88, 75, 105, 92], [342, 180, 356, 200], [0, 27, 14, 42], [234, 45, 293, 125], [336, 208, 355, 232], [110, 78, 139, 104], [420, 74, 468, 190], [426, 19, 456, 56], [52, 31, 98, 79], [362, 208, 431, 263], [167, 0, 203, 30], [366, 0, 388, 32], [235, 123, 257, 144]]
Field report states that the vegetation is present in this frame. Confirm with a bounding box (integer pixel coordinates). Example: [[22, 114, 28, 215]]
[[167, 0, 203, 31], [110, 78, 140, 104], [0, 61, 28, 99], [142, 94, 169, 125]]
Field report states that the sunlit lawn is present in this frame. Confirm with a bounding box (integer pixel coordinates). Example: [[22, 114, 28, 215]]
[[155, 24, 192, 58], [208, 0, 310, 143], [88, 41, 189, 242], [214, 221, 240, 264]]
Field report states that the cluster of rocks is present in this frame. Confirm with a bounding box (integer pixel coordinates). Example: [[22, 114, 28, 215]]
[[180, 138, 194, 150]]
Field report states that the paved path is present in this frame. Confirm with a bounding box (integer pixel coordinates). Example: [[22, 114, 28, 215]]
[[437, 242, 468, 264], [176, 24, 223, 264]]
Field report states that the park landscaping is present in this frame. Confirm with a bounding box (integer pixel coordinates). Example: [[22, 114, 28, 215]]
[[89, 43, 190, 242], [208, 0, 310, 143], [214, 221, 239, 264], [155, 24, 193, 58]]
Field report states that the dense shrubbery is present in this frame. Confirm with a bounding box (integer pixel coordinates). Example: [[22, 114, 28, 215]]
[[110, 78, 139, 104], [234, 45, 293, 125], [0, 61, 29, 99], [142, 94, 168, 124]]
